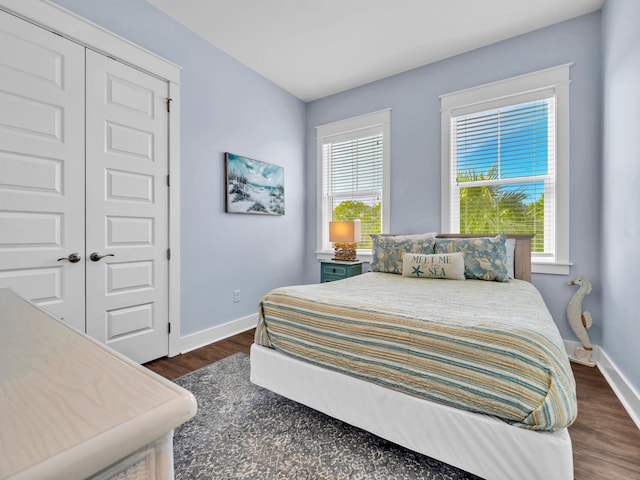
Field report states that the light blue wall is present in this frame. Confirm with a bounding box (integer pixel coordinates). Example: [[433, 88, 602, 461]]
[[52, 0, 307, 336], [305, 13, 603, 343], [50, 2, 613, 358], [602, 0, 640, 391]]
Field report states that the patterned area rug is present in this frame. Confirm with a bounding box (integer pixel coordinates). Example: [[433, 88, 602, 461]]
[[173, 353, 482, 480]]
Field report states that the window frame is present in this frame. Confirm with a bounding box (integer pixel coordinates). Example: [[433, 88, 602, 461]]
[[440, 64, 572, 275], [316, 109, 391, 262]]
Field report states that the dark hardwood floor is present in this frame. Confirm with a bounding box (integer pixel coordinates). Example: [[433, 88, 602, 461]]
[[145, 329, 255, 380], [569, 362, 640, 479], [144, 330, 640, 480]]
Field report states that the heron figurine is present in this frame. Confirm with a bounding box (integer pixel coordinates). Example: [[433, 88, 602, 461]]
[[566, 275, 596, 366]]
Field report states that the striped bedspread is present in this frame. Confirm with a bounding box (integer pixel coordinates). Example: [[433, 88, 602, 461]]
[[255, 272, 577, 431]]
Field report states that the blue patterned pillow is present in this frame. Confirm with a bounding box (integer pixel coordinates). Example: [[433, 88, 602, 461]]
[[434, 235, 509, 282], [370, 233, 436, 274]]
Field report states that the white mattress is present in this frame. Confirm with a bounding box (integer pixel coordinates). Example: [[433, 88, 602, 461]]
[[250, 344, 573, 480]]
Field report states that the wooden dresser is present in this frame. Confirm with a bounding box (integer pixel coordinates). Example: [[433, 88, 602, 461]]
[[0, 288, 197, 480]]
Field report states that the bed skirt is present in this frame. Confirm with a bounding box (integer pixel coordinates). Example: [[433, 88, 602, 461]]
[[250, 344, 573, 480]]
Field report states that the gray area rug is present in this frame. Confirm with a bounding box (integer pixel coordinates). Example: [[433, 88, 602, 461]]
[[173, 353, 482, 480]]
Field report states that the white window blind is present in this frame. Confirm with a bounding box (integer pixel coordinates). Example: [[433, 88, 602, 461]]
[[451, 97, 556, 255], [316, 109, 390, 257], [322, 128, 384, 250], [441, 64, 571, 273]]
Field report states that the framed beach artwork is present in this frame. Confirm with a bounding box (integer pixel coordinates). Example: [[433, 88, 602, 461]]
[[225, 152, 285, 215]]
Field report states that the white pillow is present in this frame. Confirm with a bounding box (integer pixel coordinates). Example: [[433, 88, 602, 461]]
[[506, 238, 516, 279], [402, 252, 465, 280]]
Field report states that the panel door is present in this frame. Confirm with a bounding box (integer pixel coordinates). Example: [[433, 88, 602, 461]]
[[85, 50, 170, 363], [0, 10, 86, 330]]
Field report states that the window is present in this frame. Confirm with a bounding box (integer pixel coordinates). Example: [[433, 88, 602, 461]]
[[454, 98, 555, 253], [316, 109, 390, 260], [440, 65, 571, 274]]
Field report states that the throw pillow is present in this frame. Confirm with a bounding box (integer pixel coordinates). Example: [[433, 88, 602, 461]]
[[402, 252, 465, 280]]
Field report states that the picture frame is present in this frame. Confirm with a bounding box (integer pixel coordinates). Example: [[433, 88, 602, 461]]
[[225, 152, 285, 215]]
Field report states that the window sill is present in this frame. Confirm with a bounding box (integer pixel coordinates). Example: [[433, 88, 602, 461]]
[[531, 261, 572, 275], [316, 251, 372, 264]]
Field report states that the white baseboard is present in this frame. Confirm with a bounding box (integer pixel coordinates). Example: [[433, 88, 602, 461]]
[[175, 313, 258, 355], [597, 349, 640, 430], [564, 340, 640, 430]]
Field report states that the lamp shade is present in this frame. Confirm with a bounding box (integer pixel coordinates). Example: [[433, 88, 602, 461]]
[[329, 220, 362, 243]]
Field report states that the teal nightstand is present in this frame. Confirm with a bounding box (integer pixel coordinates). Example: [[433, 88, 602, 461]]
[[321, 260, 363, 283]]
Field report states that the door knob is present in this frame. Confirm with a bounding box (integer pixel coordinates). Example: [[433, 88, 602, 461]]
[[90, 252, 115, 262], [57, 253, 81, 263]]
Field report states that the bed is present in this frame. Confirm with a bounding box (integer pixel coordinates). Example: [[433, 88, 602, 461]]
[[250, 234, 577, 480]]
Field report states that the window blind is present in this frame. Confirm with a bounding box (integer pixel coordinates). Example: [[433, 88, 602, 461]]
[[451, 97, 556, 255], [322, 130, 384, 250]]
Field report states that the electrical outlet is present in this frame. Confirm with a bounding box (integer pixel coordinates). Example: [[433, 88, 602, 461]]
[[233, 289, 240, 303]]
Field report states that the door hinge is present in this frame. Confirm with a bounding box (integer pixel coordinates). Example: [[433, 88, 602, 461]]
[[166, 174, 170, 187], [167, 248, 171, 260], [166, 97, 172, 113], [168, 322, 171, 334]]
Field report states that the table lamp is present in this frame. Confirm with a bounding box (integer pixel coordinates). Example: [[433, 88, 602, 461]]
[[329, 220, 361, 261]]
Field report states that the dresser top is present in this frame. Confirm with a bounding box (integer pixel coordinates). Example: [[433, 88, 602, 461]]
[[0, 288, 197, 480]]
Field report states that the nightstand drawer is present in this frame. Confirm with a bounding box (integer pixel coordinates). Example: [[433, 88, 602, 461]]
[[322, 274, 345, 283], [320, 261, 363, 283], [322, 264, 348, 276]]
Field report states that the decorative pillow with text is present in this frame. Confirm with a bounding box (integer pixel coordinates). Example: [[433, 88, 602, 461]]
[[402, 252, 465, 280]]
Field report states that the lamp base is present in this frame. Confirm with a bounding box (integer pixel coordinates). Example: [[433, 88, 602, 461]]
[[333, 242, 358, 262]]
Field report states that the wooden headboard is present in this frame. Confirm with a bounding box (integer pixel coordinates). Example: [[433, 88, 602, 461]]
[[436, 234, 533, 282]]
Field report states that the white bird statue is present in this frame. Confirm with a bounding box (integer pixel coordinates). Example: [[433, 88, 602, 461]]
[[566, 275, 595, 366]]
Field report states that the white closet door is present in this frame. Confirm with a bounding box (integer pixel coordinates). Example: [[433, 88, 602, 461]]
[[85, 50, 170, 364], [0, 10, 86, 330]]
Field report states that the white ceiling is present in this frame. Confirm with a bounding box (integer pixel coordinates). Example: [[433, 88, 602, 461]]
[[146, 0, 604, 102]]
